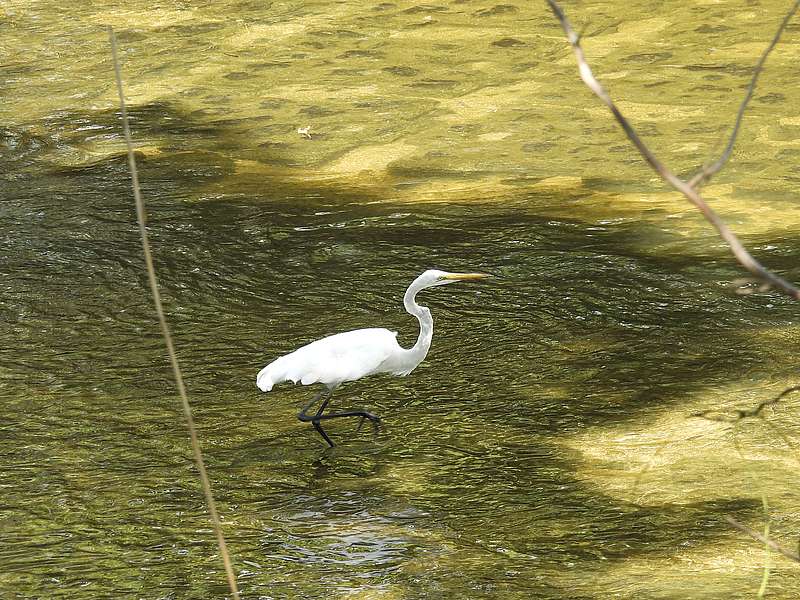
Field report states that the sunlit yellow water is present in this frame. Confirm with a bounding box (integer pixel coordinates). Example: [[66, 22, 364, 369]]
[[2, 0, 800, 598]]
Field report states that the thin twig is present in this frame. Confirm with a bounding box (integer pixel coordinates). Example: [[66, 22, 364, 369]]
[[757, 495, 771, 598], [725, 515, 800, 563], [109, 27, 241, 600], [718, 409, 797, 569], [688, 0, 800, 189], [545, 0, 800, 300], [692, 385, 800, 422]]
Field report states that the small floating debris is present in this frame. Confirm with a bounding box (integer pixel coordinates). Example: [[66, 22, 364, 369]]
[[297, 125, 312, 139], [241, 560, 262, 569]]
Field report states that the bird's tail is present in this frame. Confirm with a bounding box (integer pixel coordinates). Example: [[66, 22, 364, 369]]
[[256, 356, 295, 392], [256, 363, 276, 392]]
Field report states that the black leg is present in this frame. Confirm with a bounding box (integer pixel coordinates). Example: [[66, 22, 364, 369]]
[[297, 389, 381, 447], [311, 420, 335, 448], [298, 390, 335, 447], [315, 394, 332, 417], [315, 410, 381, 430], [298, 390, 326, 419]]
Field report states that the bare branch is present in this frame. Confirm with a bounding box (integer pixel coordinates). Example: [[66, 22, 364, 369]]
[[757, 495, 772, 598], [692, 385, 800, 422], [689, 0, 800, 189], [545, 0, 800, 300], [109, 27, 241, 600], [725, 516, 800, 563]]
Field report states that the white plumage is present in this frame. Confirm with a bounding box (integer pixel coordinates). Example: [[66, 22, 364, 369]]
[[256, 328, 401, 392], [255, 269, 489, 446]]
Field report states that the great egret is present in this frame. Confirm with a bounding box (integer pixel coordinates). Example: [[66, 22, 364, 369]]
[[256, 269, 489, 447]]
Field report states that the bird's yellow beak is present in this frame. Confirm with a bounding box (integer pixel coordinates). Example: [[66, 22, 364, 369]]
[[441, 272, 491, 281]]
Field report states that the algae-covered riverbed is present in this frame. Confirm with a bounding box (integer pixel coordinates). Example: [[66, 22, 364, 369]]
[[2, 0, 800, 597]]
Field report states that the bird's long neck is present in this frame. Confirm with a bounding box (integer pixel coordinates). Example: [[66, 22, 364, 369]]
[[402, 280, 434, 369]]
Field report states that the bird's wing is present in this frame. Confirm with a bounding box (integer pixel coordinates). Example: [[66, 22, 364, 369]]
[[323, 328, 400, 382], [257, 328, 399, 391], [297, 328, 399, 386]]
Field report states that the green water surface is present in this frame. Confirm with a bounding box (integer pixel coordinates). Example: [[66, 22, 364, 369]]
[[2, 0, 800, 598]]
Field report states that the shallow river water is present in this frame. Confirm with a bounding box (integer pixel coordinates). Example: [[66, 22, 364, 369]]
[[3, 0, 800, 598]]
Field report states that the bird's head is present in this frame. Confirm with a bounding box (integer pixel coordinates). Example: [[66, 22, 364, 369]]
[[418, 269, 491, 288]]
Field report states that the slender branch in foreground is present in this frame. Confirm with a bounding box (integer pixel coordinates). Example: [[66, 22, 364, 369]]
[[545, 0, 800, 300], [757, 495, 771, 598], [109, 27, 241, 600], [725, 516, 800, 563], [688, 0, 800, 189]]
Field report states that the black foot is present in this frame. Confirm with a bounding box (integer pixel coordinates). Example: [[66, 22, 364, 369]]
[[297, 391, 381, 447], [356, 412, 381, 434]]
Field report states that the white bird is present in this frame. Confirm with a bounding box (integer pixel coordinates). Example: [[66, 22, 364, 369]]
[[256, 269, 489, 446]]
